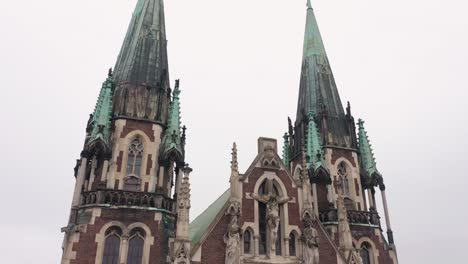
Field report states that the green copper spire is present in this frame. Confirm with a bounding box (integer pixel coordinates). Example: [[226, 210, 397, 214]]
[[358, 119, 380, 177], [112, 0, 171, 122], [282, 133, 291, 169], [88, 70, 114, 146], [306, 112, 325, 170], [296, 2, 344, 122], [160, 80, 184, 161]]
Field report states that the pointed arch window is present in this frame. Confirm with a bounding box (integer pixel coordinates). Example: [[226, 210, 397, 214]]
[[102, 227, 122, 264], [360, 242, 373, 264], [243, 230, 252, 254], [127, 138, 144, 177], [257, 179, 284, 256], [289, 232, 296, 256], [127, 228, 145, 264]]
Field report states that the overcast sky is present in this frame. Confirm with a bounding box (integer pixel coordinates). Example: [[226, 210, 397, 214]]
[[1, 0, 467, 263]]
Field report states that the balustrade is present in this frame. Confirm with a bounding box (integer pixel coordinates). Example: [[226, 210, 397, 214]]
[[81, 189, 175, 213]]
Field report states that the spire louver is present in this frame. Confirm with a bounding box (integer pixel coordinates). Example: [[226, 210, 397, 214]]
[[357, 119, 380, 178]]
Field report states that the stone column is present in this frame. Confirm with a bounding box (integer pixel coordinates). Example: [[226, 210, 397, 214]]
[[72, 154, 89, 206], [100, 159, 110, 182], [253, 235, 259, 257], [380, 184, 394, 244], [312, 183, 319, 217], [284, 237, 290, 257], [87, 157, 97, 191], [326, 184, 335, 206], [367, 189, 374, 209], [120, 235, 129, 264]]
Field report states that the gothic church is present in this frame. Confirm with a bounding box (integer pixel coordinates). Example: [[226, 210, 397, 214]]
[[61, 1, 399, 264]]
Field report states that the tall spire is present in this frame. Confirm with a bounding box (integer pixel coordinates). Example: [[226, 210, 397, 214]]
[[357, 119, 380, 178], [113, 0, 169, 87], [112, 0, 171, 122], [296, 2, 344, 121]]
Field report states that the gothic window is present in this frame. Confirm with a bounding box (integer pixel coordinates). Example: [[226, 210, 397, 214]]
[[289, 233, 296, 256], [258, 201, 267, 255], [127, 138, 144, 177], [257, 179, 284, 256], [243, 230, 252, 254], [127, 228, 145, 264], [102, 227, 122, 264], [360, 242, 373, 264]]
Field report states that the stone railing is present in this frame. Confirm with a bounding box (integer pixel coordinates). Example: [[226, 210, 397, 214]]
[[319, 209, 380, 226], [81, 189, 175, 213]]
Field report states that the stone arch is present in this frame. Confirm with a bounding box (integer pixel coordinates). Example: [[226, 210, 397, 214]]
[[356, 237, 380, 264]]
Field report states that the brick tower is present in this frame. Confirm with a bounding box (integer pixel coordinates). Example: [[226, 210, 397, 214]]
[[188, 1, 399, 264], [61, 1, 192, 263]]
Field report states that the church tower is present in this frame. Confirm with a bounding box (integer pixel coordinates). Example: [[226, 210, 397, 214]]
[[188, 2, 399, 264], [61, 1, 192, 263]]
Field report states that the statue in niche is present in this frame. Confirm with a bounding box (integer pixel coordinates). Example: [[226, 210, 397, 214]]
[[301, 218, 319, 264], [224, 216, 241, 264]]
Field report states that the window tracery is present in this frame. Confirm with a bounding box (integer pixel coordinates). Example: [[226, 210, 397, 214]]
[[360, 242, 373, 264], [127, 138, 144, 177]]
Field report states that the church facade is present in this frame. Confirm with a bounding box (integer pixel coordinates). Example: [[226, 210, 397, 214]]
[[61, 1, 399, 264]]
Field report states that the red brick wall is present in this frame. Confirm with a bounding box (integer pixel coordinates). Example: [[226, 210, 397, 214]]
[[71, 208, 171, 264], [120, 119, 156, 141], [200, 214, 230, 264], [351, 226, 394, 264]]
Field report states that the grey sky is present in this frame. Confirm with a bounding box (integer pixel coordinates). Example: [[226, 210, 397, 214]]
[[1, 0, 467, 263]]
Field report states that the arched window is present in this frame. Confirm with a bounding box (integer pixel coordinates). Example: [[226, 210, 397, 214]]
[[127, 228, 145, 264], [360, 242, 373, 264], [127, 138, 144, 177], [259, 201, 267, 255], [289, 232, 296, 256], [243, 230, 252, 254], [102, 227, 122, 264]]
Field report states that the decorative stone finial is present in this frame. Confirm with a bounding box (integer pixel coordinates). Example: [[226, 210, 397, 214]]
[[231, 142, 238, 172]]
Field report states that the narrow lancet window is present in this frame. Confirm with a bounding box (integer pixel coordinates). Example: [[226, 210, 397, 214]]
[[243, 230, 252, 254], [102, 227, 122, 264], [127, 228, 145, 264], [289, 233, 296, 256], [127, 138, 144, 177]]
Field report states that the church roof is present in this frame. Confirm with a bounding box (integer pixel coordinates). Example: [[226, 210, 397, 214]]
[[296, 1, 345, 122], [189, 188, 230, 247], [113, 0, 170, 88]]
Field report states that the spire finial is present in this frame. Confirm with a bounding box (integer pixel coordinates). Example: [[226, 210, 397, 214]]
[[231, 142, 238, 172], [307, 0, 312, 9]]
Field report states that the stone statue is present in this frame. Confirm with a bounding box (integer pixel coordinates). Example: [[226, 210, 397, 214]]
[[174, 243, 189, 264], [224, 216, 241, 264], [301, 219, 319, 264], [266, 197, 281, 251]]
